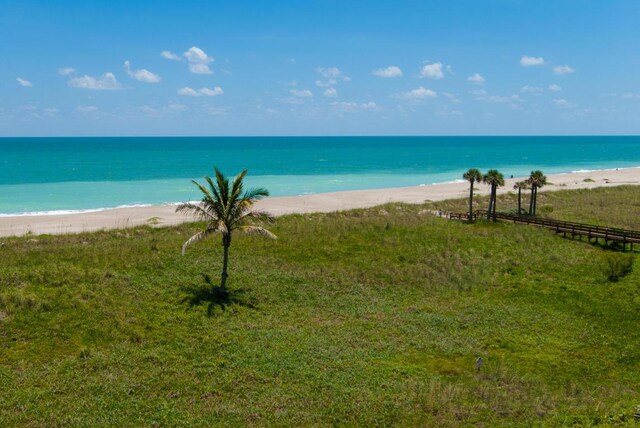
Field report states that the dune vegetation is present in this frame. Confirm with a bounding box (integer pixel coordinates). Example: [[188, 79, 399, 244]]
[[0, 185, 639, 426]]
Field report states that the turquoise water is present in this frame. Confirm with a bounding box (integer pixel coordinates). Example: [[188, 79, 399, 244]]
[[1, 136, 639, 215]]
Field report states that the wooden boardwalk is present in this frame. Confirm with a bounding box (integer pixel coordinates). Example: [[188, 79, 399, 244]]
[[450, 210, 640, 251]]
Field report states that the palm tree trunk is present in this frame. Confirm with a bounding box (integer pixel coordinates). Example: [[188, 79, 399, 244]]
[[468, 181, 474, 223], [532, 187, 538, 216], [220, 234, 231, 290], [486, 185, 493, 220], [529, 185, 535, 215], [517, 188, 521, 214], [492, 186, 497, 221]]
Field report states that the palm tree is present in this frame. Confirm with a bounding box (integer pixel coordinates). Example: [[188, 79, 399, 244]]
[[463, 168, 483, 223], [513, 181, 529, 215], [176, 168, 276, 291], [483, 169, 505, 221], [527, 170, 547, 216]]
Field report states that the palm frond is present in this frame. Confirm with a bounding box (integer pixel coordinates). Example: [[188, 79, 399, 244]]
[[240, 209, 275, 223], [463, 168, 482, 183], [238, 225, 277, 239], [483, 169, 505, 187], [243, 187, 270, 201], [214, 219, 229, 235], [215, 168, 230, 205], [227, 184, 268, 226], [191, 179, 215, 204], [181, 229, 213, 255], [198, 176, 224, 219], [231, 170, 248, 200], [175, 202, 214, 221]]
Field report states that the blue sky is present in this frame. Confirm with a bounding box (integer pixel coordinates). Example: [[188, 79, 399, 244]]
[[2, 0, 640, 136]]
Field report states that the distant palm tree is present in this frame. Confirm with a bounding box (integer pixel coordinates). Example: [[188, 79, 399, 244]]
[[527, 170, 547, 216], [177, 168, 276, 291], [513, 181, 529, 215], [463, 168, 483, 223], [483, 169, 505, 221]]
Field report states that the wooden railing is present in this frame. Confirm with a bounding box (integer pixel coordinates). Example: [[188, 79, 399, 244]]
[[450, 210, 640, 249]]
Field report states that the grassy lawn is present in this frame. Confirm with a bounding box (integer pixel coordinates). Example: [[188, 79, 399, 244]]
[[1, 186, 639, 426]]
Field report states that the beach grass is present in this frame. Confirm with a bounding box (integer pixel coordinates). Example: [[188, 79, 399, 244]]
[[0, 186, 639, 426]]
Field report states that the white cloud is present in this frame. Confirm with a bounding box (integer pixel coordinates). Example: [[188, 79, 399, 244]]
[[15, 105, 59, 118], [188, 63, 212, 75], [394, 86, 437, 99], [324, 88, 337, 97], [202, 106, 227, 116], [184, 46, 214, 74], [436, 107, 463, 117], [58, 67, 76, 76], [622, 92, 640, 99], [139, 106, 159, 116], [548, 84, 562, 92], [161, 50, 182, 61], [290, 89, 313, 97], [490, 95, 521, 103], [199, 87, 224, 96], [16, 77, 33, 87], [139, 103, 191, 117], [553, 65, 575, 75], [177, 87, 199, 96], [420, 62, 444, 79], [520, 56, 545, 66], [42, 108, 59, 117], [373, 66, 403, 78], [553, 98, 576, 108], [473, 91, 521, 103], [124, 61, 161, 83], [467, 73, 485, 84], [68, 73, 123, 90], [178, 86, 223, 97], [280, 97, 305, 105], [167, 103, 188, 112], [76, 105, 99, 113], [184, 46, 213, 63], [329, 101, 377, 112], [520, 85, 543, 93], [443, 92, 461, 103], [315, 79, 337, 87], [317, 67, 342, 78]]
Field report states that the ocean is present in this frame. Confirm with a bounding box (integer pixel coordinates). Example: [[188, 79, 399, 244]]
[[1, 136, 639, 215]]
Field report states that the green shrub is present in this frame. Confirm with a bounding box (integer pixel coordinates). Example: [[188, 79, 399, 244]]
[[539, 204, 554, 214], [600, 252, 634, 282]]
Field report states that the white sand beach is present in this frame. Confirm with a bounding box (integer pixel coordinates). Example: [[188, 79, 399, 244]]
[[1, 167, 638, 238]]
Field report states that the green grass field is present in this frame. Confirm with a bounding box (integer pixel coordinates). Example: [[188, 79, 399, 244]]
[[1, 186, 639, 426]]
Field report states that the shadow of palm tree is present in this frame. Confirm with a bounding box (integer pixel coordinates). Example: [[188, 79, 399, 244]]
[[181, 273, 257, 316]]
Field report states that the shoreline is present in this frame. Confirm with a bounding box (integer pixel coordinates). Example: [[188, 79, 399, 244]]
[[1, 167, 638, 237]]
